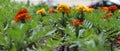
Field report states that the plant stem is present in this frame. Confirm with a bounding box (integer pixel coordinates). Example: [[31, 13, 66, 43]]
[[110, 43, 113, 51], [62, 12, 64, 18], [61, 12, 66, 27], [75, 26, 79, 37]]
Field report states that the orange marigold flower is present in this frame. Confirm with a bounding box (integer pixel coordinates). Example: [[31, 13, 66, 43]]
[[101, 7, 109, 12], [108, 5, 118, 11], [57, 3, 71, 14], [36, 8, 46, 15], [16, 8, 28, 16], [14, 13, 31, 22], [14, 8, 31, 22], [102, 13, 113, 19], [71, 20, 84, 26], [106, 13, 113, 18], [48, 8, 56, 13]]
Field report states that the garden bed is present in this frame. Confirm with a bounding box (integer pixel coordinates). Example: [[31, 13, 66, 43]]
[[0, 0, 120, 51]]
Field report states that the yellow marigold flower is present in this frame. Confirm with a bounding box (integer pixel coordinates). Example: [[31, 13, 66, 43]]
[[76, 5, 86, 10], [36, 8, 46, 15], [65, 7, 72, 14], [76, 5, 94, 13], [57, 3, 70, 14], [86, 8, 94, 12]]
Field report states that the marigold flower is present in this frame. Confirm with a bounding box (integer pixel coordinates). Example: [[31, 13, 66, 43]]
[[15, 8, 28, 17], [71, 20, 84, 26], [14, 8, 31, 22], [102, 13, 113, 19], [57, 3, 71, 14], [101, 7, 109, 12], [48, 8, 56, 13], [76, 6, 94, 13], [108, 5, 118, 11], [106, 13, 113, 18], [65, 7, 72, 14], [87, 8, 94, 12], [76, 5, 86, 10], [14, 13, 31, 22], [36, 8, 46, 15]]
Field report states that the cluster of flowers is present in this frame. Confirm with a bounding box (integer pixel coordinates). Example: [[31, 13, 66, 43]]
[[36, 4, 94, 14], [76, 5, 94, 13], [102, 5, 118, 12], [101, 5, 119, 19], [13, 4, 120, 27], [14, 4, 92, 26]]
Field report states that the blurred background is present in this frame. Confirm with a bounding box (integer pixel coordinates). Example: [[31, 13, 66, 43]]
[[10, 0, 100, 6], [10, 0, 120, 8]]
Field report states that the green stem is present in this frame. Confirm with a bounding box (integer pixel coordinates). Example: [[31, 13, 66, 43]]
[[62, 12, 64, 18], [110, 43, 113, 51], [61, 12, 67, 27], [75, 26, 79, 37]]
